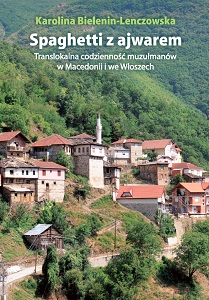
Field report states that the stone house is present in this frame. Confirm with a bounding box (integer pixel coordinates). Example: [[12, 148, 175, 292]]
[[142, 139, 182, 163], [171, 162, 206, 182], [103, 162, 121, 190], [109, 138, 143, 165], [0, 131, 30, 160], [0, 158, 66, 205], [33, 160, 66, 203], [30, 134, 73, 161], [24, 224, 63, 250], [172, 182, 207, 216], [139, 161, 170, 185], [116, 185, 166, 220], [0, 158, 38, 206], [68, 113, 105, 189]]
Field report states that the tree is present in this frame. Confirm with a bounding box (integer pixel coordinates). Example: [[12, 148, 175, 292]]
[[155, 209, 176, 239], [126, 218, 162, 260], [175, 230, 209, 280], [104, 248, 150, 299], [170, 174, 185, 186], [42, 244, 59, 295]]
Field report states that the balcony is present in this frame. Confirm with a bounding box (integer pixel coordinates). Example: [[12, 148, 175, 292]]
[[7, 146, 29, 152]]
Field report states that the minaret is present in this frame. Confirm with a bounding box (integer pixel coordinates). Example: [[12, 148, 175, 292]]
[[96, 111, 102, 144]]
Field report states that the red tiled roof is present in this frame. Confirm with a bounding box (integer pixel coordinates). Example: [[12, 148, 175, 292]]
[[202, 182, 209, 190], [31, 134, 73, 147], [32, 161, 66, 169], [176, 182, 204, 193], [112, 138, 142, 145], [69, 133, 95, 139], [172, 162, 204, 170], [0, 131, 30, 142], [116, 185, 166, 199], [142, 139, 172, 150]]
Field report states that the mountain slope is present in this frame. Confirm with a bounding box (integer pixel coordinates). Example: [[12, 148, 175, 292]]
[[0, 42, 209, 169], [5, 0, 209, 120]]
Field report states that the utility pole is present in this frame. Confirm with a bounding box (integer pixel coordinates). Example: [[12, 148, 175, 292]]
[[0, 256, 7, 300]]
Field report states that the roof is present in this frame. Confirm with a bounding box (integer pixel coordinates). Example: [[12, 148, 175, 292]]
[[116, 185, 166, 199], [24, 224, 52, 236], [32, 161, 66, 169], [142, 139, 172, 150], [31, 134, 73, 147], [0, 131, 31, 143], [109, 146, 130, 151], [69, 133, 96, 140], [175, 182, 204, 193], [111, 138, 142, 145], [201, 182, 209, 190], [3, 186, 34, 192], [172, 162, 204, 171], [0, 158, 36, 168]]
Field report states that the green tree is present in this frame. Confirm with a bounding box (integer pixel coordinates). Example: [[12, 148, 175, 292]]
[[170, 174, 186, 186], [175, 230, 209, 280], [126, 218, 162, 261], [42, 244, 59, 295], [155, 209, 176, 239], [105, 248, 150, 299]]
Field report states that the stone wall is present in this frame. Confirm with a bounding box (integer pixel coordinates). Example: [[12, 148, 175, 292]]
[[37, 179, 64, 202], [73, 155, 89, 178], [89, 157, 104, 188], [117, 199, 158, 220]]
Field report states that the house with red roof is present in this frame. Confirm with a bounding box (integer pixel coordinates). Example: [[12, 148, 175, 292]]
[[109, 138, 143, 165], [142, 139, 182, 164], [0, 131, 31, 160], [116, 184, 166, 220], [172, 182, 208, 216], [171, 162, 206, 182], [30, 134, 73, 161]]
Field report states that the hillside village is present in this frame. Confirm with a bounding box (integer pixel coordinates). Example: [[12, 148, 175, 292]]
[[0, 113, 208, 223]]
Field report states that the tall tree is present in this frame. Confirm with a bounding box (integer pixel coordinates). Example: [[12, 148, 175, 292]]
[[175, 230, 209, 280]]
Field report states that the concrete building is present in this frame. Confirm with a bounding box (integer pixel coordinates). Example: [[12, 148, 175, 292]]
[[116, 185, 166, 220], [142, 139, 182, 163], [109, 138, 143, 165], [172, 182, 207, 216], [171, 162, 206, 183]]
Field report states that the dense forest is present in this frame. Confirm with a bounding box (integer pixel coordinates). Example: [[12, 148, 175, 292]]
[[2, 0, 209, 118], [0, 42, 209, 170]]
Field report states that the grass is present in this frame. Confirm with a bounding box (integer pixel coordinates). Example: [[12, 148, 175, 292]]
[[90, 195, 113, 209]]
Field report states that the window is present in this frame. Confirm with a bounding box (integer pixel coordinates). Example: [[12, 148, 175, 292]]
[[33, 170, 35, 175], [58, 170, 61, 176], [26, 180, 30, 184], [54, 182, 56, 185], [10, 170, 14, 175], [50, 170, 52, 173], [26, 170, 29, 175], [22, 170, 24, 175], [86, 147, 89, 153], [24, 193, 26, 197], [42, 181, 44, 184], [15, 193, 17, 197], [46, 183, 49, 191], [78, 147, 81, 153], [82, 147, 85, 153], [42, 170, 46, 176]]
